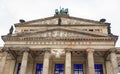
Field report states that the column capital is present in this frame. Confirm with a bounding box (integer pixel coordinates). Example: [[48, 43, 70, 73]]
[[1, 47, 10, 52], [86, 48, 94, 53], [65, 48, 72, 53], [109, 48, 117, 53], [22, 47, 30, 52], [43, 48, 51, 52]]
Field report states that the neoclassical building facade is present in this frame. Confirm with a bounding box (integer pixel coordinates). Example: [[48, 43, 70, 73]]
[[0, 10, 120, 74]]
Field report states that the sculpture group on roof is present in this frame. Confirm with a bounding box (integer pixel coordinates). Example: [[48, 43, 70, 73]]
[[55, 8, 68, 15]]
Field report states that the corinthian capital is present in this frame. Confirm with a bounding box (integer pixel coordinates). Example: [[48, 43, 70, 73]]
[[109, 48, 117, 53], [1, 47, 9, 52]]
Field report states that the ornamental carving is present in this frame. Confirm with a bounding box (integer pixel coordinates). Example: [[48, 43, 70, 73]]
[[29, 30, 91, 38]]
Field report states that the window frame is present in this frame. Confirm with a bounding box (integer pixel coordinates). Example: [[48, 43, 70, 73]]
[[17, 63, 21, 74], [36, 63, 43, 74], [74, 64, 84, 74], [94, 64, 103, 74], [54, 64, 64, 74]]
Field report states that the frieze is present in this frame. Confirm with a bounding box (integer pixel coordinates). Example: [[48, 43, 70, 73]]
[[26, 41, 91, 45]]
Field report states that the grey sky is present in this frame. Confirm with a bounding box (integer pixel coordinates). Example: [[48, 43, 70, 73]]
[[0, 0, 120, 46]]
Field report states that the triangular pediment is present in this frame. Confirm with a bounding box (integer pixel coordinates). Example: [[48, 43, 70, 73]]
[[21, 28, 107, 38], [15, 15, 103, 26]]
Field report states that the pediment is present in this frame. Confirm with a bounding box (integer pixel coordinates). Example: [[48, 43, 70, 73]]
[[15, 15, 102, 26], [22, 28, 105, 38]]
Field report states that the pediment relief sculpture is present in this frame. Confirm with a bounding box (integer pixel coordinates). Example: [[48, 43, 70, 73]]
[[24, 29, 96, 38]]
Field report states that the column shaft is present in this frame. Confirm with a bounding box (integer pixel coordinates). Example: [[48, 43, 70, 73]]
[[105, 61, 113, 74], [42, 51, 50, 74], [9, 60, 16, 74], [65, 51, 71, 74], [0, 51, 8, 74], [20, 51, 29, 74], [87, 49, 95, 74], [110, 52, 118, 74]]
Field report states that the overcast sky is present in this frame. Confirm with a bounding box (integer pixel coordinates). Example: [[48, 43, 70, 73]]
[[0, 0, 120, 47]]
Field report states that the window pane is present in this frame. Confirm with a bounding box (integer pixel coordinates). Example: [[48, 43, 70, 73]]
[[17, 63, 21, 74], [36, 64, 43, 74], [54, 64, 64, 74], [74, 64, 83, 74], [94, 64, 103, 74], [118, 65, 120, 73]]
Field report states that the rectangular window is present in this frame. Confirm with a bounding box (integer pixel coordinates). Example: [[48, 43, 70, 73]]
[[54, 64, 64, 74], [89, 29, 93, 31], [74, 64, 83, 74], [36, 64, 43, 74], [17, 63, 21, 74], [94, 64, 103, 74], [118, 65, 120, 73]]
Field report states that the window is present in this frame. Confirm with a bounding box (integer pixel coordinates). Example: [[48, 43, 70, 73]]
[[89, 29, 93, 31], [118, 65, 120, 73], [17, 63, 21, 74], [54, 64, 64, 74], [94, 64, 103, 74], [36, 64, 43, 74], [74, 64, 83, 74]]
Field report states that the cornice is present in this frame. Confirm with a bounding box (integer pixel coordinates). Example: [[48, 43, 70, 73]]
[[2, 36, 118, 42], [15, 24, 107, 27], [14, 15, 108, 27]]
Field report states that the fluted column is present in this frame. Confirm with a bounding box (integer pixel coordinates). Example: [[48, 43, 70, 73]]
[[110, 49, 118, 74], [20, 50, 29, 74], [86, 49, 95, 74], [65, 50, 71, 74], [42, 50, 50, 74], [0, 51, 8, 74]]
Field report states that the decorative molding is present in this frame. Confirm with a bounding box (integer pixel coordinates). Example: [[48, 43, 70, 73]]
[[43, 48, 51, 52], [86, 48, 94, 53], [109, 48, 117, 53], [51, 49, 65, 58], [1, 47, 9, 52]]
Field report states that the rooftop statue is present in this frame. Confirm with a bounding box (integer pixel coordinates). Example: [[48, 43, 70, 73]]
[[8, 25, 14, 35], [58, 18, 61, 26], [55, 8, 68, 15]]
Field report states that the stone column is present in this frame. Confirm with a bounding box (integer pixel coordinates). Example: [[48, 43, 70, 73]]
[[42, 50, 50, 74], [86, 49, 95, 74], [20, 50, 29, 74], [65, 50, 71, 74], [9, 60, 16, 74], [110, 49, 118, 74], [105, 60, 113, 74], [0, 51, 8, 74]]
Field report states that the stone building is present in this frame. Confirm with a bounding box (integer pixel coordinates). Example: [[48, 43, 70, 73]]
[[0, 9, 120, 74]]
